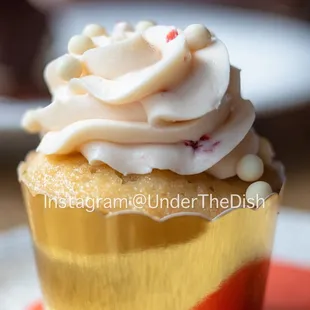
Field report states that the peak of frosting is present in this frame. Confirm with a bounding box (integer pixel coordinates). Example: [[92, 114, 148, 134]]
[[22, 21, 271, 180]]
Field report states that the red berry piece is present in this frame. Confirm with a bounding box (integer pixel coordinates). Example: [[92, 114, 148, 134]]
[[26, 301, 44, 310], [166, 29, 179, 42], [184, 140, 199, 150], [200, 134, 211, 141], [212, 141, 220, 147]]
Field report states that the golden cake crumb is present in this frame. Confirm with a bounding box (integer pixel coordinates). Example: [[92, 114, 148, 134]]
[[18, 152, 282, 219]]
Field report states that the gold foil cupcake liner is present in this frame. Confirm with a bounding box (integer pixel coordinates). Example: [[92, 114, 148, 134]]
[[21, 174, 283, 310]]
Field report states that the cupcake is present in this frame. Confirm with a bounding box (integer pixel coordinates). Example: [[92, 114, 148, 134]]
[[19, 21, 284, 310]]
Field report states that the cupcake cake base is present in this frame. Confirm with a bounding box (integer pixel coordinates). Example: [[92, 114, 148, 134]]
[[19, 152, 281, 310]]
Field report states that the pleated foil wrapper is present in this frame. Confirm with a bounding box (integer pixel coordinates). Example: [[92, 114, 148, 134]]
[[20, 163, 285, 310]]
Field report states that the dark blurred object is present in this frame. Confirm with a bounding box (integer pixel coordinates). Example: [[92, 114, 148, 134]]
[[33, 0, 310, 19], [0, 0, 310, 99], [208, 0, 310, 19], [0, 0, 48, 98], [255, 104, 310, 210], [28, 0, 71, 11], [41, 0, 310, 19]]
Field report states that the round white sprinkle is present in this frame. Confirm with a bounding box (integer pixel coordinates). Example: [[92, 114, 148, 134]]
[[68, 35, 94, 55], [83, 24, 106, 37], [56, 55, 83, 81], [135, 20, 155, 32], [258, 137, 275, 165], [236, 154, 264, 182], [114, 22, 134, 32], [112, 22, 134, 41], [246, 181, 273, 207], [184, 24, 212, 51]]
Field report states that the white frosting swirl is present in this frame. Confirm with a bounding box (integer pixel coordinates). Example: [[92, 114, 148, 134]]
[[22, 23, 258, 178]]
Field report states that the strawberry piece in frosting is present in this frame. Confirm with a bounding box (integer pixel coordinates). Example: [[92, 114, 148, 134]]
[[184, 134, 220, 152], [166, 29, 179, 42], [200, 134, 211, 141], [184, 140, 200, 150]]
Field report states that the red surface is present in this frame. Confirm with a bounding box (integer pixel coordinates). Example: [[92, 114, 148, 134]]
[[26, 262, 310, 310], [264, 262, 310, 310], [194, 260, 270, 310], [26, 301, 44, 310]]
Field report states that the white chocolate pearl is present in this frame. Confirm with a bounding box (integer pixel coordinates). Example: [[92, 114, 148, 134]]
[[246, 181, 273, 207], [135, 20, 155, 32], [184, 24, 212, 50], [83, 24, 106, 37], [56, 55, 83, 81], [258, 137, 275, 165], [114, 22, 133, 32], [236, 154, 264, 182], [112, 22, 133, 41], [68, 35, 94, 55], [68, 79, 87, 94]]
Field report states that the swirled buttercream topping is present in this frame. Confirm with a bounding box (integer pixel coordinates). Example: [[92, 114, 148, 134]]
[[22, 22, 260, 178]]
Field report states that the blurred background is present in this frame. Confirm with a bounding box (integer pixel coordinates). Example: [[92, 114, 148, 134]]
[[0, 0, 310, 309]]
